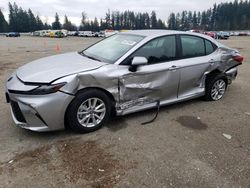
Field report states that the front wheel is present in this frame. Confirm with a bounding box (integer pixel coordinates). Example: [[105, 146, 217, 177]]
[[204, 74, 228, 101], [66, 89, 112, 133]]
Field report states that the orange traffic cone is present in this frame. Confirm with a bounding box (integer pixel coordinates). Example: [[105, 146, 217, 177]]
[[56, 44, 61, 53]]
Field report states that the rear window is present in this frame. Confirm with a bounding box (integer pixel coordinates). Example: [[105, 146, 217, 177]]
[[205, 40, 217, 55], [181, 35, 205, 58]]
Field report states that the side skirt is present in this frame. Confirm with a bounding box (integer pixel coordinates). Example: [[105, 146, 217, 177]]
[[116, 92, 205, 116]]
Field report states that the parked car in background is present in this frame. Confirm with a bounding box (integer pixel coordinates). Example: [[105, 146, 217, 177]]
[[5, 30, 243, 133], [92, 31, 106, 37], [239, 32, 248, 36], [49, 30, 65, 38], [204, 31, 216, 38], [6, 32, 20, 37], [217, 31, 230, 39], [230, 32, 239, 36], [32, 31, 41, 36], [68, 31, 79, 36], [105, 30, 119, 37], [98, 31, 105, 37], [189, 29, 202, 33], [32, 30, 50, 37], [79, 31, 93, 37], [55, 31, 64, 38], [93, 32, 99, 37], [43, 30, 51, 37], [61, 30, 68, 37]]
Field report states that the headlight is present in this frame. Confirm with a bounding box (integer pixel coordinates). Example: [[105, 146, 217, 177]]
[[28, 82, 67, 95]]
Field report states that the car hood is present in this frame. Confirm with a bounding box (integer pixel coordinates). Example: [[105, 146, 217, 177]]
[[16, 52, 107, 83]]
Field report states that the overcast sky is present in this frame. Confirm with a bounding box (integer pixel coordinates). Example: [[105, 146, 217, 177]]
[[0, 0, 231, 25]]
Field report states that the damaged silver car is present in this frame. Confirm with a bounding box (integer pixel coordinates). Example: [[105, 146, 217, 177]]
[[5, 30, 243, 132]]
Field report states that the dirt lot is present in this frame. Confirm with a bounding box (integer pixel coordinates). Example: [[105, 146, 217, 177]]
[[0, 36, 249, 188]]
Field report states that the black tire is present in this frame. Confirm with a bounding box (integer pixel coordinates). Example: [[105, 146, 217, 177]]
[[204, 73, 228, 101], [66, 89, 112, 133]]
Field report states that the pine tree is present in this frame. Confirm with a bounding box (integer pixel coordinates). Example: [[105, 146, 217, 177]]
[[36, 15, 44, 30], [79, 12, 87, 30], [28, 9, 37, 31], [168, 13, 176, 30], [8, 2, 16, 31], [105, 9, 111, 29], [93, 17, 99, 31], [0, 8, 8, 32], [63, 15, 75, 31], [151, 11, 157, 28], [52, 13, 61, 30], [192, 11, 198, 29]]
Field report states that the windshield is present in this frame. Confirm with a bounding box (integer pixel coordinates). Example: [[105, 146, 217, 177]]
[[82, 34, 144, 63]]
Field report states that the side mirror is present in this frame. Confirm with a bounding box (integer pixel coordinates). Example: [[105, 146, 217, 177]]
[[132, 56, 148, 66], [129, 57, 148, 72]]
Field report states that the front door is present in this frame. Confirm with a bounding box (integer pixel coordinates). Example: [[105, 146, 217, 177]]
[[118, 35, 180, 110]]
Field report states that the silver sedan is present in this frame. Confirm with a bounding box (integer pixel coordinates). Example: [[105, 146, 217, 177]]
[[5, 30, 243, 132]]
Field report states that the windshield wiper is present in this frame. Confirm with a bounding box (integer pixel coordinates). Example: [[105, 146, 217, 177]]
[[80, 52, 101, 62]]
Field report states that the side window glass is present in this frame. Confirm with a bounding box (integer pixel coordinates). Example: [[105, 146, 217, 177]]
[[181, 35, 205, 58], [133, 35, 176, 64], [205, 40, 216, 55]]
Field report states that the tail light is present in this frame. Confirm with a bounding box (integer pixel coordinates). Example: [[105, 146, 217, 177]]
[[233, 55, 244, 64]]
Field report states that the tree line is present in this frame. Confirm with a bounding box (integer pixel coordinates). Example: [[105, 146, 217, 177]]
[[0, 2, 166, 32], [1, 0, 250, 33], [168, 0, 250, 31], [79, 10, 166, 31]]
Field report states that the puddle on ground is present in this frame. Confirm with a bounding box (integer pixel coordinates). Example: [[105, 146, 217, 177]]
[[176, 116, 208, 130]]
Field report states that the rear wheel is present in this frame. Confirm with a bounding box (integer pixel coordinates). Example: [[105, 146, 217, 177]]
[[204, 74, 228, 101], [66, 89, 111, 133]]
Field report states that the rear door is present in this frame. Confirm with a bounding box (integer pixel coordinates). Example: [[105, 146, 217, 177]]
[[175, 35, 218, 98]]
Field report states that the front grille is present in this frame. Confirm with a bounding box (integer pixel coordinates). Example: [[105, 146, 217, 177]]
[[10, 100, 26, 123]]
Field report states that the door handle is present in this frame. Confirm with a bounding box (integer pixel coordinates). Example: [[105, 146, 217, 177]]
[[169, 65, 178, 71]]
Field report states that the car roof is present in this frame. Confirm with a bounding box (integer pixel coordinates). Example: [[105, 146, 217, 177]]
[[122, 29, 186, 37], [121, 29, 221, 46]]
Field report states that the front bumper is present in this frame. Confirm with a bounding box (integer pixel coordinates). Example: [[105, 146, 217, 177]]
[[5, 74, 74, 132]]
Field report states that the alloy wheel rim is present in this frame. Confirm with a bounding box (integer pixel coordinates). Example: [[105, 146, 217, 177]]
[[77, 98, 106, 128], [211, 79, 226, 101]]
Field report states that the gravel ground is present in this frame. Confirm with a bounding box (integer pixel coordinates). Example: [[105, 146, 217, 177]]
[[0, 36, 249, 188]]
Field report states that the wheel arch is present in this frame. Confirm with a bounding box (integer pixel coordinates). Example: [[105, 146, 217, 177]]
[[76, 87, 116, 104], [205, 69, 228, 84]]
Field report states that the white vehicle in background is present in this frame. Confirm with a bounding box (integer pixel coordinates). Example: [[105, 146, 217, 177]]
[[61, 29, 68, 37], [68, 31, 79, 36], [93, 31, 106, 37], [98, 31, 105, 37], [32, 30, 52, 37], [42, 30, 51, 37], [79, 31, 93, 37], [78, 31, 83, 37], [32, 31, 41, 36]]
